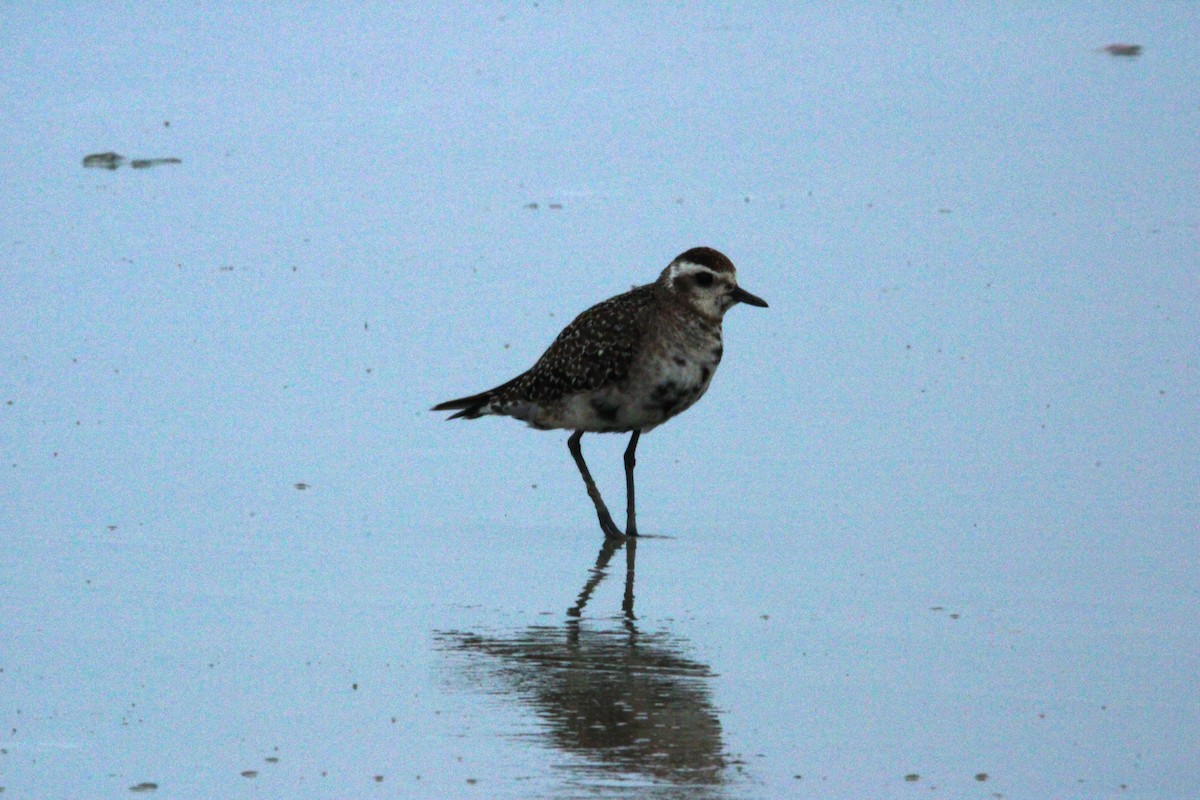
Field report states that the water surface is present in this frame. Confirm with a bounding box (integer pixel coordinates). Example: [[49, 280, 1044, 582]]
[[2, 4, 1197, 798]]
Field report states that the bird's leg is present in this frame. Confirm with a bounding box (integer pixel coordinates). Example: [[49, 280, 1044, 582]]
[[623, 429, 641, 537], [568, 431, 624, 538], [621, 536, 637, 620]]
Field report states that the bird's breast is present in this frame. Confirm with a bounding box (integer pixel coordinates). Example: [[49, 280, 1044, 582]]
[[624, 324, 724, 426]]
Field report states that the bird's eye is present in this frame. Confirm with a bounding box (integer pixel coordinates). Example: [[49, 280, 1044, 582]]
[[694, 272, 714, 288]]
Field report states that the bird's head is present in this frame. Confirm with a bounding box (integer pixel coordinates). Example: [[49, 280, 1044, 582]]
[[659, 247, 768, 320]]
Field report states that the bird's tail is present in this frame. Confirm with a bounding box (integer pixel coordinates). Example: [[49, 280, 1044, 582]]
[[434, 370, 530, 420], [431, 389, 497, 420]]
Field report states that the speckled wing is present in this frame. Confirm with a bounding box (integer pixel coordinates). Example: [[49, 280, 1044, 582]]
[[503, 284, 658, 403]]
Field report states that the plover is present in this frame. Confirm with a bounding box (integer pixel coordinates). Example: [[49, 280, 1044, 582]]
[[433, 246, 767, 538]]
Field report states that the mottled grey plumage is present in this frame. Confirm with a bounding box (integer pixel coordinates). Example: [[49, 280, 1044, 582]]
[[441, 284, 659, 424], [434, 246, 767, 538]]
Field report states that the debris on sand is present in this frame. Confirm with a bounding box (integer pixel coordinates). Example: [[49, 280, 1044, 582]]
[[83, 152, 124, 169], [131, 158, 182, 169], [1099, 43, 1142, 57], [83, 152, 181, 170]]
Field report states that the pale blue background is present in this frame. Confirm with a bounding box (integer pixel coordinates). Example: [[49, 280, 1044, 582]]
[[2, 3, 1197, 798]]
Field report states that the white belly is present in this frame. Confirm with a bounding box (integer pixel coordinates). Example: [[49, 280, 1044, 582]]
[[527, 349, 720, 433]]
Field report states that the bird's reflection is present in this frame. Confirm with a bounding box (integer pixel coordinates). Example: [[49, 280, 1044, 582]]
[[437, 537, 728, 797], [568, 534, 637, 619]]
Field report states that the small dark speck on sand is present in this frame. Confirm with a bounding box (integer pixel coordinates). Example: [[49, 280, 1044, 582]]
[[294, 482, 309, 490], [84, 152, 124, 169], [240, 770, 258, 779], [1101, 43, 1142, 56], [129, 783, 158, 792], [374, 775, 384, 783], [975, 772, 989, 781], [904, 773, 920, 782], [130, 158, 182, 169]]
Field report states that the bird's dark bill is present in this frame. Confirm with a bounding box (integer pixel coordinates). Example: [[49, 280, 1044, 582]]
[[731, 286, 768, 307]]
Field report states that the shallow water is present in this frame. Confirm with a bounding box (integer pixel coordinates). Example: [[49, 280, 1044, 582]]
[[2, 4, 1198, 798], [4, 506, 1195, 797]]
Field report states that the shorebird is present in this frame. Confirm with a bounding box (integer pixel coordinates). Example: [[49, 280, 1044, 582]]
[[433, 246, 767, 538]]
